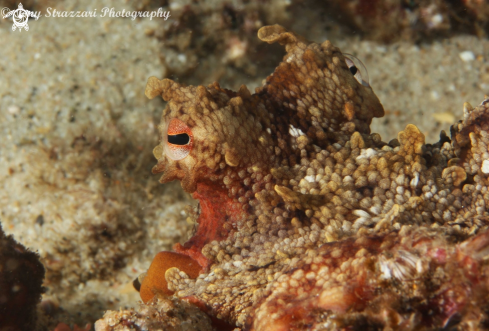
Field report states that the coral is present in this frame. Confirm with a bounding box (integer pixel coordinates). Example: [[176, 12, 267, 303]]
[[0, 224, 45, 331], [123, 24, 489, 330]]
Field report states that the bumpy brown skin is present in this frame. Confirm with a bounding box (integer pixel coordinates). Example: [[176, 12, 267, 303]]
[[0, 224, 45, 331], [144, 25, 489, 330], [95, 297, 214, 331]]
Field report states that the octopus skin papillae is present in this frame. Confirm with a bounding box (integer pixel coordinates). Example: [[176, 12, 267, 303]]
[[103, 25, 489, 330]]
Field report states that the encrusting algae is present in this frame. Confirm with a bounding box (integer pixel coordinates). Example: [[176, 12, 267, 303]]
[[96, 25, 489, 330]]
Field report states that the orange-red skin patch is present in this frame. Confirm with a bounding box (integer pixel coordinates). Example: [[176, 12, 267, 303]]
[[174, 182, 246, 270], [140, 251, 202, 303]]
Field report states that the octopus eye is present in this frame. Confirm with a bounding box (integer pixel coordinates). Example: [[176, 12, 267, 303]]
[[168, 133, 190, 145], [343, 53, 370, 87], [164, 118, 193, 160]]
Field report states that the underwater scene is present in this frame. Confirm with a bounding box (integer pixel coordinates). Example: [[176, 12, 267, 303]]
[[1, 0, 489, 330]]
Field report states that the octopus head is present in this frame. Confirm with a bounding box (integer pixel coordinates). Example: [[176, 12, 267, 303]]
[[146, 78, 273, 193]]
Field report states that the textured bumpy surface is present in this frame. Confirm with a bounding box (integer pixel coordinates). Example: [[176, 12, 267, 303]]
[[0, 224, 45, 331], [94, 296, 214, 331], [99, 25, 489, 330]]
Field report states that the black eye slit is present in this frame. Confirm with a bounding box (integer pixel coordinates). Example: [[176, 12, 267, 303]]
[[349, 65, 358, 76], [168, 133, 190, 145], [343, 53, 370, 87]]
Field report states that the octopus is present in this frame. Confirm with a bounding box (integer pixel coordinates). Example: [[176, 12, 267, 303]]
[[96, 25, 489, 330]]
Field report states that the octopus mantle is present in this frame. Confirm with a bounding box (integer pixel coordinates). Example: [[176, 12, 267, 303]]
[[140, 25, 489, 330]]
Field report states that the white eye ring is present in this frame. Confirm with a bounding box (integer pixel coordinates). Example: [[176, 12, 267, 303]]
[[164, 118, 193, 161], [343, 53, 370, 87]]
